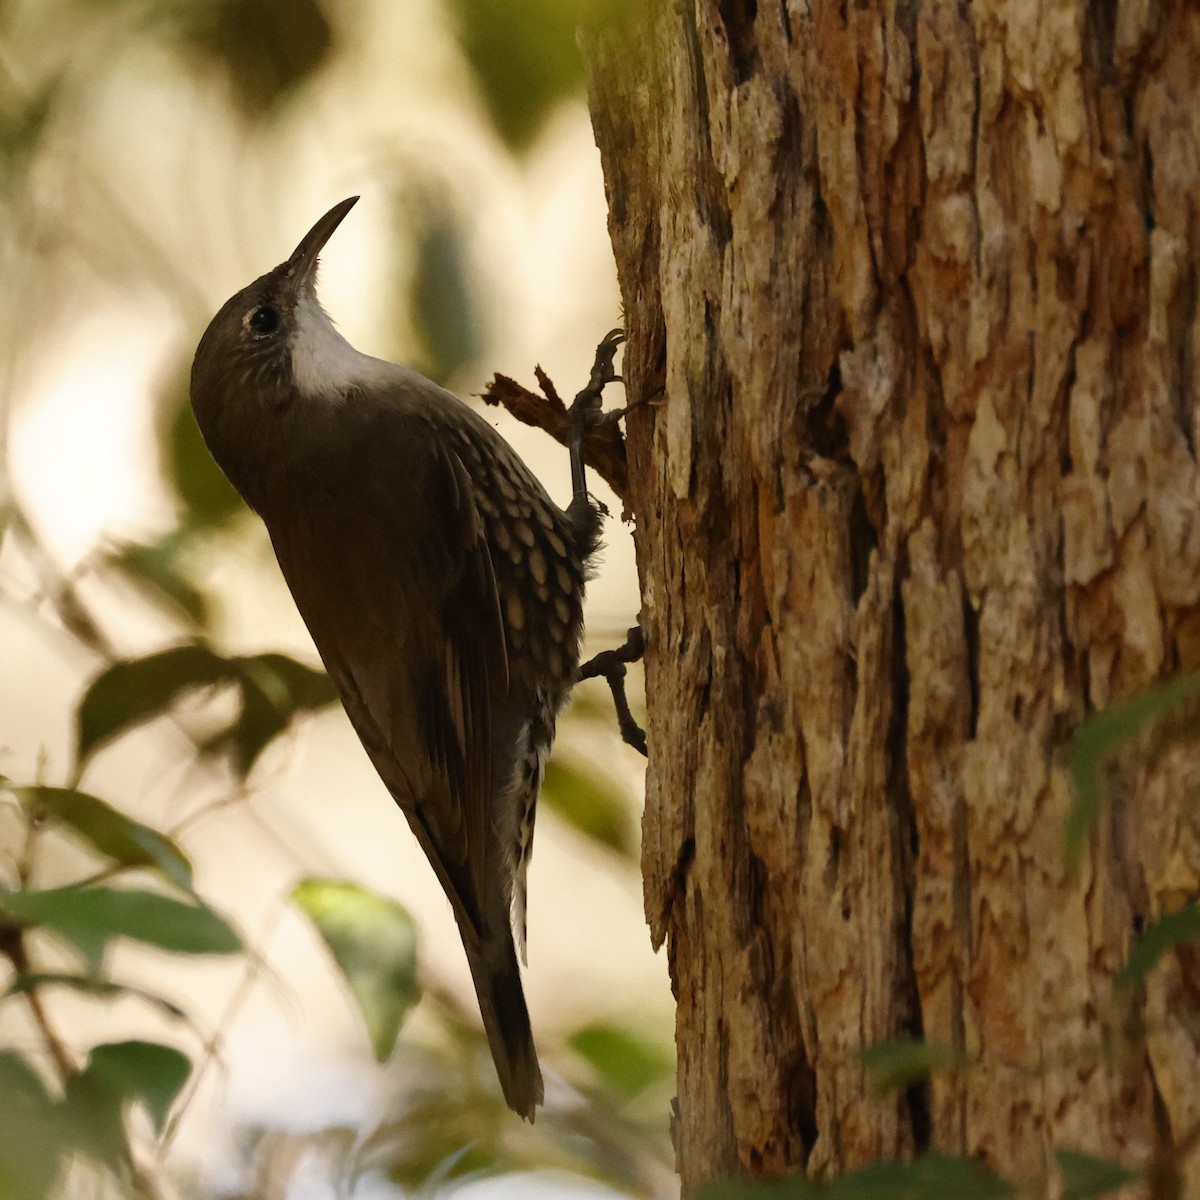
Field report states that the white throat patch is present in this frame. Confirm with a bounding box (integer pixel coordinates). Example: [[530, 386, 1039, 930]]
[[289, 292, 393, 402]]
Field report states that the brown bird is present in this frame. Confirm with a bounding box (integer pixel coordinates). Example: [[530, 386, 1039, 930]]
[[190, 197, 607, 1118]]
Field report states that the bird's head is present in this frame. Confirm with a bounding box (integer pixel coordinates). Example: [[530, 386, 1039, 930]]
[[190, 195, 359, 427], [189, 196, 362, 500]]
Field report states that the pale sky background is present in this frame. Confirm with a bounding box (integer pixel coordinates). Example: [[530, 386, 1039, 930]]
[[0, 1, 670, 1195]]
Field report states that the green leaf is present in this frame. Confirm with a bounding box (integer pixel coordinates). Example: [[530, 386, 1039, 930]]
[[293, 878, 420, 1061], [75, 644, 336, 775], [13, 785, 193, 890], [1055, 1149, 1142, 1200], [76, 643, 234, 763], [85, 1041, 192, 1136], [227, 671, 292, 775], [1064, 675, 1200, 872], [1117, 903, 1200, 985], [0, 1051, 67, 1200], [4, 973, 188, 1021], [404, 195, 481, 386], [860, 1036, 967, 1097], [163, 386, 243, 531], [824, 1153, 1015, 1200], [0, 885, 241, 968], [106, 534, 208, 624], [448, 0, 631, 151], [0, 76, 60, 176], [0, 1053, 49, 1104], [542, 758, 633, 857], [64, 1041, 190, 1172], [704, 1158, 1014, 1200], [244, 653, 338, 711], [701, 1182, 814, 1200], [229, 654, 338, 774], [62, 1067, 126, 1174], [568, 1021, 673, 1099], [174, 0, 337, 119]]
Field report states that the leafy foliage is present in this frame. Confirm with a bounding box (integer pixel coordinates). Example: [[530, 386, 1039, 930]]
[[1117, 902, 1200, 985], [1055, 1149, 1143, 1200], [568, 1021, 673, 1100], [64, 1041, 191, 1175], [447, 0, 589, 150], [12, 785, 193, 890], [0, 782, 236, 1193], [402, 189, 484, 386], [163, 391, 244, 533], [347, 1009, 669, 1196], [0, 1036, 192, 1194], [0, 883, 242, 968], [4, 973, 188, 1020], [1063, 674, 1200, 871], [826, 1154, 1015, 1200], [105, 533, 210, 624], [0, 75, 60, 181], [542, 757, 634, 857], [0, 1052, 66, 1200], [860, 1036, 968, 1097], [219, 651, 339, 772], [76, 644, 234, 762], [79, 1041, 193, 1137], [701, 1152, 1015, 1200], [76, 643, 337, 773], [170, 0, 337, 118], [293, 878, 421, 1061]]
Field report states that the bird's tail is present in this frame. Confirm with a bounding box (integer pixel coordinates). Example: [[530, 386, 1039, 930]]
[[460, 922, 544, 1120]]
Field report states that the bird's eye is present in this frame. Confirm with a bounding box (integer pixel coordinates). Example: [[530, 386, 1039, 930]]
[[248, 305, 280, 337]]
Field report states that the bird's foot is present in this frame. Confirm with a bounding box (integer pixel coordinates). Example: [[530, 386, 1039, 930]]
[[577, 623, 646, 757], [567, 328, 625, 505]]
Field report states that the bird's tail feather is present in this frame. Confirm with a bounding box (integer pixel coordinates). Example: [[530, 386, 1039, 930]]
[[461, 924, 543, 1120]]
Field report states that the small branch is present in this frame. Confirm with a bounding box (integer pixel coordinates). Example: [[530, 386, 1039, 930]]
[[128, 1154, 178, 1200], [579, 625, 647, 757], [17, 795, 44, 887], [0, 928, 77, 1078], [481, 340, 631, 502], [23, 972, 77, 1078], [9, 503, 118, 659], [1, 935, 177, 1199], [5, 807, 77, 1077], [158, 897, 288, 1158]]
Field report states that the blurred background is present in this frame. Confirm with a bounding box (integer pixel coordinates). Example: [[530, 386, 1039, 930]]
[[0, 0, 670, 1196]]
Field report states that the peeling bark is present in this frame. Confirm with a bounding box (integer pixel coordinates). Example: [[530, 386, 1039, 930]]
[[584, 0, 1200, 1194]]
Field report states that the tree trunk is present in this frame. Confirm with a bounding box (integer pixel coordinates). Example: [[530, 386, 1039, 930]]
[[583, 1, 1200, 1194]]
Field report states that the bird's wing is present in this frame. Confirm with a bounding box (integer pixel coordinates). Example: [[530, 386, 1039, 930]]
[[267, 411, 508, 939]]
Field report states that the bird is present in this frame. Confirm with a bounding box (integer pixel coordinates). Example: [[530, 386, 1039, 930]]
[[190, 196, 607, 1119]]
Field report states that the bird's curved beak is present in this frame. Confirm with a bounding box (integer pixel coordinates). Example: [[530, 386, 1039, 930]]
[[285, 196, 359, 299]]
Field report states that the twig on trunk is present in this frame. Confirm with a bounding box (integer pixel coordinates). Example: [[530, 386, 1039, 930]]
[[480, 338, 631, 503]]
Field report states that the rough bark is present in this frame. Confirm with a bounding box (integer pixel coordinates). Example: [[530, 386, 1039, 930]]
[[583, 0, 1200, 1194]]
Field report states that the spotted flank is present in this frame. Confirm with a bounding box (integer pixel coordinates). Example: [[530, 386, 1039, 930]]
[[436, 402, 595, 968], [509, 717, 550, 965]]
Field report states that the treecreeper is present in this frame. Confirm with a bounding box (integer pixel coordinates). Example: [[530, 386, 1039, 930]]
[[190, 196, 612, 1119]]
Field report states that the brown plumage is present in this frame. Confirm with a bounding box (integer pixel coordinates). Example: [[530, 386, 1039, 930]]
[[190, 198, 600, 1119]]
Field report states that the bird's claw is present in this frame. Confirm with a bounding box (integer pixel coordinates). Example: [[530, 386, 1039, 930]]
[[577, 624, 646, 756], [568, 328, 626, 504], [591, 328, 626, 386]]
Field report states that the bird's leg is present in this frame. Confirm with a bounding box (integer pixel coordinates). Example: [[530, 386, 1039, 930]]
[[578, 624, 646, 756], [570, 334, 644, 755], [567, 328, 625, 506]]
